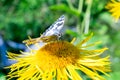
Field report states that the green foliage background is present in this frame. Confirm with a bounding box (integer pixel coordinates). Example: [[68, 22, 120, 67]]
[[0, 0, 120, 80]]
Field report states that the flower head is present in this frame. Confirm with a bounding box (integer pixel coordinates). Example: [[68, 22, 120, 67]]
[[106, 0, 120, 21], [6, 33, 111, 80]]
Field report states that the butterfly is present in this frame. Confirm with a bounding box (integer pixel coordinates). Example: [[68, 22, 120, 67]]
[[23, 15, 65, 45]]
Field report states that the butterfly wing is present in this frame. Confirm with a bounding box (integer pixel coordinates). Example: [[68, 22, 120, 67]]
[[23, 15, 65, 45], [40, 15, 65, 38]]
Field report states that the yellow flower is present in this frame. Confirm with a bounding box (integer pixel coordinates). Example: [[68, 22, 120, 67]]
[[6, 34, 110, 80], [106, 0, 120, 21]]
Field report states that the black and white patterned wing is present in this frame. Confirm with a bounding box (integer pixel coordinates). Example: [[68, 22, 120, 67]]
[[40, 15, 65, 38]]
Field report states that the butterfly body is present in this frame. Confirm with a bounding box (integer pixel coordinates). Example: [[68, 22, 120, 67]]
[[23, 15, 65, 45]]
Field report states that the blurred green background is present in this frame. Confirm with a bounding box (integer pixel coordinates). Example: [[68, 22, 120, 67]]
[[0, 0, 120, 80]]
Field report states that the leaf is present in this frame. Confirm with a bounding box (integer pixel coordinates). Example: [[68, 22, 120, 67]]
[[104, 71, 120, 80], [66, 29, 79, 37], [50, 4, 80, 17], [0, 72, 6, 80]]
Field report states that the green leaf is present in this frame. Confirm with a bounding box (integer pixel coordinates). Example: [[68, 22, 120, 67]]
[[50, 4, 80, 17], [66, 29, 79, 37], [0, 72, 6, 80], [104, 71, 120, 80]]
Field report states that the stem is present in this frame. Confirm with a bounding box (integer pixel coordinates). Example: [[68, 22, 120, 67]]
[[66, 0, 74, 10], [76, 19, 81, 34], [81, 18, 85, 34], [83, 0, 93, 34], [76, 0, 84, 34], [78, 0, 83, 13]]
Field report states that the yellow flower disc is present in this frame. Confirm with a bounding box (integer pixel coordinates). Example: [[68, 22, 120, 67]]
[[34, 41, 80, 71]]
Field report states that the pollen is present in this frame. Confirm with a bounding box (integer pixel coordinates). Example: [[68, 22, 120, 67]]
[[34, 41, 80, 70]]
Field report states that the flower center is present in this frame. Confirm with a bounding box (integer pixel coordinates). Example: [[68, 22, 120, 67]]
[[35, 41, 80, 70]]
